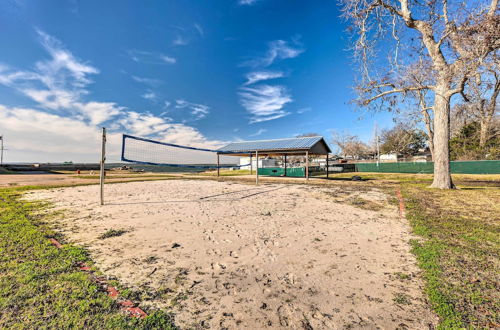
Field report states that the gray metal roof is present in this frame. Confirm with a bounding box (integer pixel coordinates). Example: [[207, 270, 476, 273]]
[[218, 136, 331, 154]]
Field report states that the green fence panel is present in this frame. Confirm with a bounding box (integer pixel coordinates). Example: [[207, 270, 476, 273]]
[[258, 167, 305, 177], [257, 168, 285, 176], [450, 160, 500, 174], [354, 160, 500, 174], [286, 167, 305, 177]]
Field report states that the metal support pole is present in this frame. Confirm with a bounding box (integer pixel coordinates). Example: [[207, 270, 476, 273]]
[[326, 154, 329, 179], [305, 151, 309, 180], [255, 151, 259, 185], [284, 154, 287, 177], [217, 153, 220, 177], [99, 127, 106, 206], [250, 154, 253, 175]]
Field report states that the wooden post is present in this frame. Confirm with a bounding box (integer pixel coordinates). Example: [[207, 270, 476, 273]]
[[217, 153, 220, 177], [99, 127, 106, 206], [255, 151, 259, 185], [326, 153, 329, 179], [250, 154, 253, 175], [305, 151, 309, 180], [284, 154, 287, 177]]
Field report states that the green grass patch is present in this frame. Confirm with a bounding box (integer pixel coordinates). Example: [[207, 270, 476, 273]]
[[393, 272, 411, 280], [393, 292, 412, 305], [98, 228, 128, 240], [402, 181, 499, 329], [0, 187, 176, 329], [346, 196, 385, 211]]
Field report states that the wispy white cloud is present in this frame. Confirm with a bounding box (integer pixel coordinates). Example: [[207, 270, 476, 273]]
[[239, 0, 259, 5], [132, 75, 162, 87], [242, 39, 304, 67], [36, 29, 99, 88], [142, 91, 157, 101], [0, 33, 119, 125], [172, 34, 189, 46], [250, 128, 267, 136], [194, 23, 204, 37], [175, 99, 210, 120], [297, 107, 311, 114], [159, 54, 176, 64], [128, 50, 176, 64], [239, 85, 291, 123], [244, 71, 284, 85], [237, 38, 303, 123], [0, 30, 222, 162]]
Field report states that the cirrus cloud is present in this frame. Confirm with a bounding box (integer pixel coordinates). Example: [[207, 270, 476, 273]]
[[239, 85, 292, 123], [244, 71, 284, 85]]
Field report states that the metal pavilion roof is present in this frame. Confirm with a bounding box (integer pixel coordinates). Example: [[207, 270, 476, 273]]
[[218, 136, 331, 154]]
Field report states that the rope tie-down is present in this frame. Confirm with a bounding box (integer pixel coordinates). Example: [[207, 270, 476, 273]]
[[48, 238, 147, 318]]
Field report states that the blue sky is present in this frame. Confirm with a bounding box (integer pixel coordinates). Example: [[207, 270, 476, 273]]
[[0, 0, 394, 162]]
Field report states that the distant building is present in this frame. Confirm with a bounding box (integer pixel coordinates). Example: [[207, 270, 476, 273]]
[[239, 157, 277, 170], [379, 153, 402, 162]]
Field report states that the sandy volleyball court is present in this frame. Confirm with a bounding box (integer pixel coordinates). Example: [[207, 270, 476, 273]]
[[29, 180, 436, 329]]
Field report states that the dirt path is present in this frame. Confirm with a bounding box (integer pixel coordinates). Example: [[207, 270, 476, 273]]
[[29, 180, 436, 329]]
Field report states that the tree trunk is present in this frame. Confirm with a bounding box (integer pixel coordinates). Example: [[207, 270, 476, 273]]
[[428, 138, 434, 160], [479, 117, 491, 147], [430, 85, 455, 189], [423, 120, 434, 159], [420, 108, 434, 158]]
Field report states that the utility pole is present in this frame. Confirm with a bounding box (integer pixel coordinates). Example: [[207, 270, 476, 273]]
[[0, 135, 3, 165], [374, 122, 380, 167], [99, 128, 106, 206]]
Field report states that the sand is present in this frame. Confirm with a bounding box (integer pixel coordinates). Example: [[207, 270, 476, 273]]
[[29, 179, 436, 329]]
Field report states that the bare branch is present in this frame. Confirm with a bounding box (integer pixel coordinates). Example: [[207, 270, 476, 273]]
[[363, 86, 430, 105], [488, 0, 499, 17]]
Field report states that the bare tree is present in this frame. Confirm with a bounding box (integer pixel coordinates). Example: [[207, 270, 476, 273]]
[[340, 0, 500, 188], [331, 130, 371, 159], [380, 124, 427, 156], [462, 54, 500, 146]]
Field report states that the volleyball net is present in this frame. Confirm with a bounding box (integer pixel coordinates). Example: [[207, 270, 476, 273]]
[[121, 134, 247, 169]]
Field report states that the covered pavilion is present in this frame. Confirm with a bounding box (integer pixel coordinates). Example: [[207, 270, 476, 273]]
[[217, 136, 332, 183]]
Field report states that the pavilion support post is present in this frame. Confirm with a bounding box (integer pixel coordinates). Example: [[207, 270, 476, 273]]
[[305, 151, 309, 180], [255, 151, 259, 185], [250, 154, 253, 175], [326, 154, 329, 179], [217, 153, 220, 177], [284, 154, 287, 177]]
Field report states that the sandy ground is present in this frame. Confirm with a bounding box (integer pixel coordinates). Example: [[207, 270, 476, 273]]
[[29, 180, 436, 329]]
